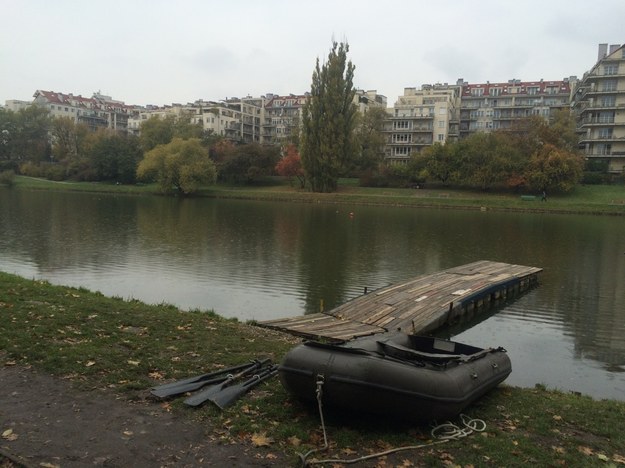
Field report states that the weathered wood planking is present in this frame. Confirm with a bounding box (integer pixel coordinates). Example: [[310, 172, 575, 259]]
[[258, 260, 541, 342]]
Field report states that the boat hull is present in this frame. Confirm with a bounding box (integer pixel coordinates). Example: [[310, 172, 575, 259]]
[[279, 333, 511, 422]]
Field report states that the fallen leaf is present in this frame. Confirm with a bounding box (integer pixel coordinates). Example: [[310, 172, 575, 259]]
[[40, 463, 60, 468], [85, 360, 96, 367], [123, 430, 133, 436], [287, 436, 301, 447], [578, 446, 594, 456], [613, 453, 625, 464], [597, 454, 609, 462], [127, 360, 140, 366], [341, 447, 358, 455], [552, 415, 562, 421], [265, 453, 278, 460], [552, 446, 566, 454], [251, 432, 273, 447], [2, 429, 18, 441], [149, 371, 164, 380]]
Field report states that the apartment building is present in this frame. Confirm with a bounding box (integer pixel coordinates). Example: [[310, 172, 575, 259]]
[[128, 97, 265, 144], [262, 93, 307, 145], [32, 90, 134, 132], [458, 78, 574, 138], [3, 100, 31, 112], [384, 83, 461, 164], [354, 89, 388, 112], [572, 43, 625, 173], [261, 90, 386, 145]]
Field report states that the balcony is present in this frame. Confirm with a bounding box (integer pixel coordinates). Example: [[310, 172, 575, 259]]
[[580, 117, 616, 126], [578, 135, 624, 143], [576, 101, 620, 112]]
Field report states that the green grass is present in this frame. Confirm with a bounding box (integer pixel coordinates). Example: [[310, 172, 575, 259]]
[[12, 175, 625, 216], [1, 272, 624, 466]]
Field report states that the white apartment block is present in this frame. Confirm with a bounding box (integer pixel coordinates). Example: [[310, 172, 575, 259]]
[[354, 89, 388, 112], [572, 43, 625, 173], [32, 90, 134, 132], [128, 98, 262, 143], [3, 100, 31, 112], [384, 83, 461, 164], [383, 77, 575, 164]]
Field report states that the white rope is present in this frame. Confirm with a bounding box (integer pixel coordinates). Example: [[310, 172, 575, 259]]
[[298, 374, 486, 467]]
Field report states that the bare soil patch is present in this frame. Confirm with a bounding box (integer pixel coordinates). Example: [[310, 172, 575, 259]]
[[0, 365, 286, 467]]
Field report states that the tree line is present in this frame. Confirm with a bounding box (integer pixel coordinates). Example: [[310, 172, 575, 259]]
[[0, 41, 593, 194], [0, 107, 284, 194]]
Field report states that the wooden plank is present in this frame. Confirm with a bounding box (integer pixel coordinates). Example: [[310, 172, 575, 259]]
[[256, 261, 542, 341]]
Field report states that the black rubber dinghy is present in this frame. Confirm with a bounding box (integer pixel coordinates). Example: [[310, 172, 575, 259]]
[[279, 332, 511, 422]]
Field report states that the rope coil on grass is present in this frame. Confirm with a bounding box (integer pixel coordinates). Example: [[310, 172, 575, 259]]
[[298, 375, 486, 467]]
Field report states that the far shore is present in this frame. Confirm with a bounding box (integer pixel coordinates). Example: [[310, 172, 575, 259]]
[[7, 175, 625, 216]]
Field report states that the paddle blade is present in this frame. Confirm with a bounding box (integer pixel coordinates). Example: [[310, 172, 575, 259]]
[[150, 361, 256, 398], [210, 367, 278, 410], [150, 375, 228, 398]]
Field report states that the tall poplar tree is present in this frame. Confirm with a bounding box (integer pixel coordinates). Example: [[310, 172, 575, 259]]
[[300, 41, 357, 192]]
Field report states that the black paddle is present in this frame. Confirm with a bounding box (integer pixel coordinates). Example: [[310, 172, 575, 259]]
[[209, 365, 278, 410], [150, 360, 261, 398], [183, 358, 272, 407]]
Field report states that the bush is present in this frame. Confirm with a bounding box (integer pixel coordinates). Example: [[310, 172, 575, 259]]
[[45, 164, 67, 181], [0, 169, 15, 186], [19, 161, 45, 178], [582, 171, 611, 185]]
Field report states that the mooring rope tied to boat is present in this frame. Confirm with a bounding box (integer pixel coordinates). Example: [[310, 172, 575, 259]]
[[299, 374, 486, 467]]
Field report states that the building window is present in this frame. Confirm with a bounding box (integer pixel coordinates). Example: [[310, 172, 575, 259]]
[[489, 88, 502, 96], [601, 96, 616, 107], [393, 120, 411, 130], [527, 87, 539, 95], [598, 128, 613, 138], [602, 80, 617, 92], [437, 134, 445, 141], [471, 88, 484, 97], [392, 134, 412, 143], [604, 64, 618, 75]]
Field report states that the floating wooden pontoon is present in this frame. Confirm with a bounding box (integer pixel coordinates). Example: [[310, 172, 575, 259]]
[[259, 260, 541, 341]]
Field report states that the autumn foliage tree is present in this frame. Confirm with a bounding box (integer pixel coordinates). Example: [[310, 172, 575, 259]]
[[275, 144, 305, 188], [524, 143, 584, 192]]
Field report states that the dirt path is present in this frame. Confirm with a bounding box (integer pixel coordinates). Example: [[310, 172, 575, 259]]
[[0, 365, 287, 467]]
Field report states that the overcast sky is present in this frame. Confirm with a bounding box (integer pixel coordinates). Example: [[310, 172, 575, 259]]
[[1, 0, 623, 107]]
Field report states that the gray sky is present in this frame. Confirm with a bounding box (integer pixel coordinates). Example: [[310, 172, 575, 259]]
[[1, 0, 623, 107]]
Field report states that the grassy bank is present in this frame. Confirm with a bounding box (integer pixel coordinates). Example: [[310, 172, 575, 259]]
[[10, 175, 625, 215], [1, 272, 624, 466]]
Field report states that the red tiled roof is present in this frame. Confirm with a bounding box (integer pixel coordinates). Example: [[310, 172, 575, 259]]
[[460, 80, 570, 97], [33, 90, 134, 111]]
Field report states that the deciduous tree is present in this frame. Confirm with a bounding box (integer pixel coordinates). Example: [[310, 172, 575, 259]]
[[352, 107, 387, 175], [300, 41, 357, 192], [524, 143, 584, 192], [137, 138, 216, 195], [275, 144, 305, 188], [218, 142, 280, 184]]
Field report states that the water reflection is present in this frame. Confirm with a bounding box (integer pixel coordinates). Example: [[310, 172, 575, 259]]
[[1, 187, 624, 400]]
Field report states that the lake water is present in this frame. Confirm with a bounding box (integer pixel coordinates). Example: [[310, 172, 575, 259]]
[[1, 187, 624, 400]]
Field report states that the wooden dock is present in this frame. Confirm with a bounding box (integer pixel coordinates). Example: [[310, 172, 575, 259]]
[[258, 260, 542, 342]]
